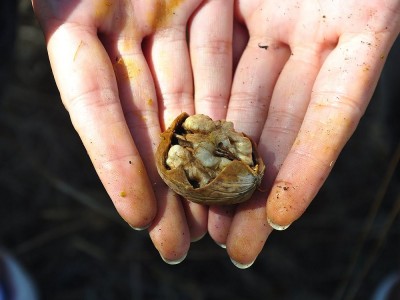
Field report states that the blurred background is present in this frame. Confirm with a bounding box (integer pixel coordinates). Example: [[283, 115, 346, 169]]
[[1, 1, 399, 299]]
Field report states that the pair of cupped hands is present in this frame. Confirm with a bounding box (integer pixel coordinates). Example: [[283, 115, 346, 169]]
[[32, 0, 399, 268]]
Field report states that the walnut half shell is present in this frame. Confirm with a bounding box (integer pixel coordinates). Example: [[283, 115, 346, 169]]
[[155, 113, 265, 205]]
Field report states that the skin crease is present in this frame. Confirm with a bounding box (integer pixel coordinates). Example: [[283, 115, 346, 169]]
[[32, 0, 400, 266]]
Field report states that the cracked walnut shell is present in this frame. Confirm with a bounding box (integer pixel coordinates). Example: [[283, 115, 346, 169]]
[[155, 113, 265, 205]]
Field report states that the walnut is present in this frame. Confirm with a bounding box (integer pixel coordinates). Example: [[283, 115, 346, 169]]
[[155, 113, 265, 205]]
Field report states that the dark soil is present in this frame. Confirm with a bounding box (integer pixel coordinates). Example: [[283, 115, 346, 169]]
[[1, 1, 399, 299]]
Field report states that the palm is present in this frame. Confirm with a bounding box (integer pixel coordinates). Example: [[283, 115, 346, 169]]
[[206, 0, 400, 266]]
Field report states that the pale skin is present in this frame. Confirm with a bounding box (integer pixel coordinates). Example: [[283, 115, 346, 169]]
[[32, 0, 400, 267]]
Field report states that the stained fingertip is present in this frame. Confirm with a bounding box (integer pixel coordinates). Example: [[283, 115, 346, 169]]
[[160, 252, 188, 265], [108, 172, 157, 230], [265, 182, 303, 231], [230, 258, 255, 269], [104, 169, 157, 231]]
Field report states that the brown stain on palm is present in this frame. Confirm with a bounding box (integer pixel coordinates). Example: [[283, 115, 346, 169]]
[[95, 0, 113, 21], [147, 0, 184, 29], [73, 40, 84, 62], [114, 56, 142, 79]]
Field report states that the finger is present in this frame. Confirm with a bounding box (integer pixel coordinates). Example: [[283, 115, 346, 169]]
[[266, 32, 396, 229], [46, 25, 157, 228], [227, 38, 291, 142], [225, 41, 329, 265], [208, 36, 289, 249], [143, 17, 209, 242], [98, 0, 198, 258], [189, 0, 234, 120], [182, 200, 208, 242], [262, 42, 334, 190], [207, 205, 235, 247], [226, 191, 273, 268], [112, 47, 191, 260], [149, 189, 191, 263], [142, 0, 200, 130], [189, 0, 235, 243], [190, 18, 249, 247], [102, 29, 192, 260], [143, 28, 195, 130]]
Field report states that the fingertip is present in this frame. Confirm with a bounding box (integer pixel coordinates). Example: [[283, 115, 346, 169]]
[[111, 184, 157, 230], [225, 196, 273, 268], [265, 183, 300, 231], [265, 205, 293, 231], [182, 200, 208, 243], [149, 188, 191, 265], [152, 230, 190, 265], [207, 205, 235, 248], [153, 234, 190, 266]]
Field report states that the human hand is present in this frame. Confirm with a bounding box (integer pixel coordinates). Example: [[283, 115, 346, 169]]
[[202, 0, 400, 267], [31, 0, 236, 263]]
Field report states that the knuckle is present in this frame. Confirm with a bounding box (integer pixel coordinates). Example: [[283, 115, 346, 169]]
[[194, 39, 232, 56], [265, 109, 303, 136]]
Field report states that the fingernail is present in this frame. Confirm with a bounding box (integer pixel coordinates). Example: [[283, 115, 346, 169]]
[[160, 252, 187, 265], [191, 233, 207, 243], [215, 241, 226, 249], [267, 218, 291, 231], [230, 258, 255, 269], [129, 223, 151, 231]]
